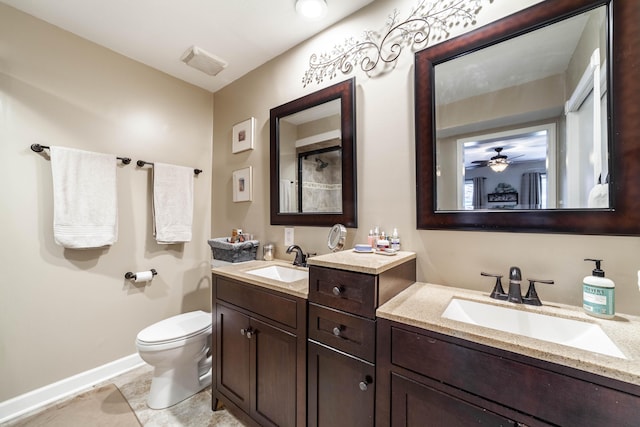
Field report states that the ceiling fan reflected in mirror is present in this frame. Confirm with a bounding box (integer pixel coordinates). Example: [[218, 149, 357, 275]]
[[471, 147, 523, 172]]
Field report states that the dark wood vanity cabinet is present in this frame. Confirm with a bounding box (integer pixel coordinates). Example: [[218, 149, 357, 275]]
[[376, 318, 640, 427], [212, 275, 307, 427], [308, 340, 375, 427], [307, 260, 416, 427]]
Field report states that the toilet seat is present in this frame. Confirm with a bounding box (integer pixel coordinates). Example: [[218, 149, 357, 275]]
[[136, 310, 211, 346]]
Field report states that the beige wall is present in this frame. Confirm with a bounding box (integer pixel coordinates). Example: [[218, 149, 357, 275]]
[[0, 4, 213, 401], [212, 0, 640, 319], [3, 0, 639, 406]]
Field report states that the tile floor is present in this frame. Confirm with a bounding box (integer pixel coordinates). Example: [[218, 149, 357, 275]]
[[5, 365, 245, 427], [114, 365, 245, 426]]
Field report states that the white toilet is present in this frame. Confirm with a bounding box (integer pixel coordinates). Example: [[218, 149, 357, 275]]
[[135, 310, 212, 409]]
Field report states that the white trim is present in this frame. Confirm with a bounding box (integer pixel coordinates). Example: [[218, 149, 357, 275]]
[[564, 48, 606, 207], [564, 48, 600, 114], [0, 353, 145, 424], [295, 129, 341, 148], [456, 141, 465, 209]]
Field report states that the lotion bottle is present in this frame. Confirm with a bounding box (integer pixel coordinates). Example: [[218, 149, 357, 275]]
[[367, 229, 376, 248], [390, 228, 401, 251], [583, 258, 615, 319]]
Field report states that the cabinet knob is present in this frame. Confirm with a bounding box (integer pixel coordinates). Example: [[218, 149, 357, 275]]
[[246, 330, 253, 339], [332, 325, 344, 336], [332, 285, 344, 296], [240, 328, 247, 336], [359, 376, 373, 391]]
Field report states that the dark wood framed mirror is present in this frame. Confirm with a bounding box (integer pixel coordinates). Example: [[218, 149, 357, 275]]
[[415, 0, 640, 235], [270, 78, 357, 227]]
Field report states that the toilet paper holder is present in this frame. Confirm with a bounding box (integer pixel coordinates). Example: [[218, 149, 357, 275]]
[[125, 269, 157, 281]]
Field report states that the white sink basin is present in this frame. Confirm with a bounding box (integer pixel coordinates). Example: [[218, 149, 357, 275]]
[[442, 298, 626, 359], [246, 265, 308, 283]]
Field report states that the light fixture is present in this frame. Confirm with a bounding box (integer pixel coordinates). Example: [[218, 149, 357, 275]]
[[296, 0, 328, 20], [489, 159, 509, 173], [180, 46, 227, 76]]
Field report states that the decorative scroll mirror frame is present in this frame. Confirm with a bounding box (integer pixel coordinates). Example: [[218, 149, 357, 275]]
[[415, 0, 640, 235], [270, 78, 357, 227]]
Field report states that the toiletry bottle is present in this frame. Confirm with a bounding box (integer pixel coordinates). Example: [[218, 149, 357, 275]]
[[391, 228, 400, 251], [367, 229, 376, 248], [371, 226, 380, 248], [583, 258, 615, 319], [377, 237, 390, 251]]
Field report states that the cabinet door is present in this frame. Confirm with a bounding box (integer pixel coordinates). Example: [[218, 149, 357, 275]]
[[390, 373, 516, 427], [308, 341, 375, 427], [216, 304, 251, 411], [251, 317, 297, 427]]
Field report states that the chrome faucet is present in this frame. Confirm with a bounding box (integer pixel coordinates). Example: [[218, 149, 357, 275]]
[[286, 245, 307, 267], [482, 267, 554, 306]]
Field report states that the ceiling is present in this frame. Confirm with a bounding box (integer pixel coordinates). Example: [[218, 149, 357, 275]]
[[435, 11, 591, 106], [2, 0, 374, 93], [435, 6, 606, 168]]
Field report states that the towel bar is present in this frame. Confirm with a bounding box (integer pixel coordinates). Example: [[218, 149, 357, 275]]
[[30, 143, 131, 165], [136, 159, 202, 175]]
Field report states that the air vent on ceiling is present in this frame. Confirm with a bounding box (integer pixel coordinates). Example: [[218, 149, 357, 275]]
[[180, 46, 227, 76]]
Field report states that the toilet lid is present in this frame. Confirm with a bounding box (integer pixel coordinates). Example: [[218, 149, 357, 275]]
[[137, 311, 211, 344]]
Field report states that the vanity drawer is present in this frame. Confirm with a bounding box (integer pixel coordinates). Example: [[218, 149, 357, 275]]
[[215, 276, 298, 329], [309, 266, 377, 318], [308, 303, 376, 362], [389, 325, 640, 427]]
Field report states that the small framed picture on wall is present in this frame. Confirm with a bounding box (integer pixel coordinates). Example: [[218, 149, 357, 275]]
[[232, 166, 253, 202], [232, 117, 256, 154]]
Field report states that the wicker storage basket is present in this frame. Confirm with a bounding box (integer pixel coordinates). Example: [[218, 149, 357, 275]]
[[208, 238, 259, 263]]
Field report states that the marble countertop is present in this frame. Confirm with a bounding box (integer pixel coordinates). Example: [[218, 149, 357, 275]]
[[306, 250, 416, 275], [211, 259, 309, 298], [377, 282, 640, 386]]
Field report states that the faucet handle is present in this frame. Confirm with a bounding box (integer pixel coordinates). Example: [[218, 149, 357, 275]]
[[481, 272, 507, 300], [523, 279, 554, 306]]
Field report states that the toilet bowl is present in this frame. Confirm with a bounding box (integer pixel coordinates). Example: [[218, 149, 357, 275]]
[[135, 310, 212, 409]]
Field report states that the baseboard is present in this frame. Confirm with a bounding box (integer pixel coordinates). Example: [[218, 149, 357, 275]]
[[0, 353, 145, 424]]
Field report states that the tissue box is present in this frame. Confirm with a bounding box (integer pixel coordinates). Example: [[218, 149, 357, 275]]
[[208, 238, 259, 263]]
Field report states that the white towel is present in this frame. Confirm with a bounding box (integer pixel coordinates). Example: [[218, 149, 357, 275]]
[[587, 183, 609, 208], [50, 146, 118, 249], [153, 162, 194, 244]]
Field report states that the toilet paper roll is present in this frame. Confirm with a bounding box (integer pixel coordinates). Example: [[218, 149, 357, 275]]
[[133, 270, 154, 282]]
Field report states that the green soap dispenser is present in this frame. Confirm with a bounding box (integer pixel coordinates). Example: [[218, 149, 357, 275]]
[[583, 258, 615, 319]]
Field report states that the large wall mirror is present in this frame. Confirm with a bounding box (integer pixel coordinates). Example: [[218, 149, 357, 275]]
[[270, 78, 357, 227], [415, 0, 640, 235]]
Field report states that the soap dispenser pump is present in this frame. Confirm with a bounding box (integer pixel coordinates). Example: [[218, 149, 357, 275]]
[[583, 258, 615, 319]]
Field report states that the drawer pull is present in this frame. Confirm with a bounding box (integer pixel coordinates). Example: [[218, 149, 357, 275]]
[[332, 285, 344, 296], [332, 325, 344, 336], [359, 375, 373, 392]]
